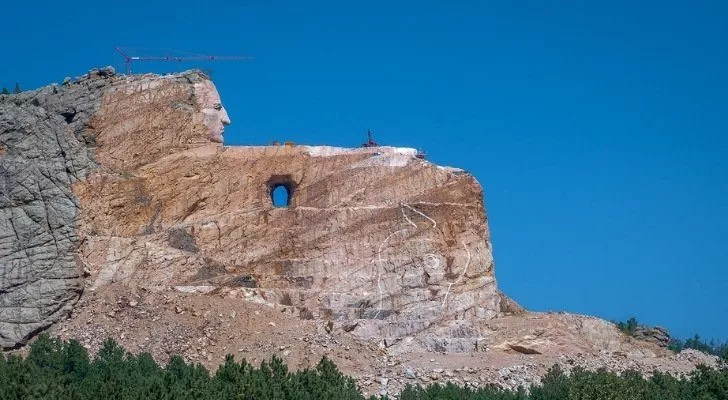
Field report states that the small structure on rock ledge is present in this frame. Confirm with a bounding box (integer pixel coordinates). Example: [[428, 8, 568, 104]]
[[361, 129, 379, 147]]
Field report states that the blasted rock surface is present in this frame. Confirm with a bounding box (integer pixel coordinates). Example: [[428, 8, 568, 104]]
[[0, 69, 225, 348], [79, 144, 500, 349], [1, 69, 502, 350]]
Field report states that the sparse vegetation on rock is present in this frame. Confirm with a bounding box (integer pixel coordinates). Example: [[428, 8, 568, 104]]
[[614, 317, 670, 346], [669, 335, 728, 361], [615, 317, 640, 336], [615, 317, 728, 361]]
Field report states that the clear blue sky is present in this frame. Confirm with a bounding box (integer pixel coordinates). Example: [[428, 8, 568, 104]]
[[3, 1, 726, 340]]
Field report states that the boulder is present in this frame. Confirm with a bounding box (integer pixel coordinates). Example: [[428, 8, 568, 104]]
[[632, 326, 670, 347]]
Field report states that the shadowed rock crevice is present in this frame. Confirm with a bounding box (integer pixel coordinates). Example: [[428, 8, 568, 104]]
[[168, 228, 199, 253]]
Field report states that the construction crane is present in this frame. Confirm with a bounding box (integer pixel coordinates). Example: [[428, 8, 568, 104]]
[[361, 129, 379, 148], [114, 47, 253, 74]]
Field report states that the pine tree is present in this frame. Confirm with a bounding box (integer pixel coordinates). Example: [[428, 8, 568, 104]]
[[13, 83, 21, 94], [1, 87, 9, 94]]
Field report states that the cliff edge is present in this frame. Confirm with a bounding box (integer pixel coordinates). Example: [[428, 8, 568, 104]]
[[1, 69, 501, 350]]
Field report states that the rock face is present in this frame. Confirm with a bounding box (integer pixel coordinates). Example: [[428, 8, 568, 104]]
[[632, 326, 671, 347], [1, 69, 501, 349], [4, 69, 718, 392], [0, 73, 106, 348]]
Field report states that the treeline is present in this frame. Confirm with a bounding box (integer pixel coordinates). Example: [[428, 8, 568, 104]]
[[402, 365, 728, 400], [0, 335, 368, 400], [670, 335, 728, 361], [1, 335, 727, 400], [615, 317, 728, 361], [1, 83, 21, 94]]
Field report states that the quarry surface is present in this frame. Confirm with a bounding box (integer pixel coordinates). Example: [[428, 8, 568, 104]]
[[0, 68, 722, 395]]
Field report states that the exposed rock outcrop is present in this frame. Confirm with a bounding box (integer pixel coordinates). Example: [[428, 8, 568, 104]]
[[0, 72, 106, 348], [0, 69, 718, 393], [498, 290, 525, 315], [632, 325, 671, 347], [2, 70, 719, 395], [1, 69, 502, 349]]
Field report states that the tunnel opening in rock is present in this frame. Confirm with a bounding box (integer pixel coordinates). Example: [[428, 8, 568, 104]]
[[272, 184, 290, 207], [267, 175, 296, 208]]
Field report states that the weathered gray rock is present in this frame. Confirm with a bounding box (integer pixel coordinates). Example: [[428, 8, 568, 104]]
[[0, 74, 108, 348], [98, 66, 115, 77], [632, 325, 670, 347]]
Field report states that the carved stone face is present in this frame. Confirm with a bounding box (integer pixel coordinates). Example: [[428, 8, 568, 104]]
[[193, 80, 231, 143]]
